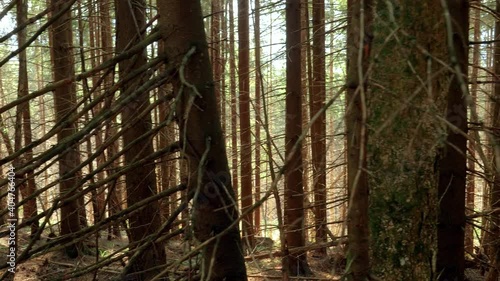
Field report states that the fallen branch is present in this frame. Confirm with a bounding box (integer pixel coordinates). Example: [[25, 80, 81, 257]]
[[244, 238, 347, 261], [246, 274, 340, 280], [47, 259, 121, 274]]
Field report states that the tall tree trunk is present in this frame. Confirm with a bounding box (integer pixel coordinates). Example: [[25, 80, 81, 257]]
[[466, 2, 480, 255], [0, 73, 14, 219], [77, 0, 104, 232], [0, 72, 14, 157], [481, 21, 494, 249], [437, 2, 469, 281], [220, 0, 227, 135], [229, 0, 239, 197], [105, 125, 122, 239], [254, 0, 262, 235], [17, 0, 39, 237], [311, 0, 327, 256], [300, 0, 308, 241], [367, 1, 455, 280], [115, 0, 166, 279], [238, 0, 255, 249], [158, 40, 171, 224], [99, 0, 113, 173], [211, 0, 222, 115], [284, 0, 312, 276], [36, 44, 50, 214], [158, 0, 248, 280], [301, 0, 311, 244], [486, 1, 500, 279], [49, 0, 82, 258], [100, 0, 116, 238], [345, 0, 372, 279]]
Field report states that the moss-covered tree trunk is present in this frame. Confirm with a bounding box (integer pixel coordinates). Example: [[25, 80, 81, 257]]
[[367, 1, 448, 280]]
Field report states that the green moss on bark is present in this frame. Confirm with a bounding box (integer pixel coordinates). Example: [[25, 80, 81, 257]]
[[367, 1, 449, 280]]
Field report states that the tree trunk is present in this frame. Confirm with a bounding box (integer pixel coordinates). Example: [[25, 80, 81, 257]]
[[466, 2, 480, 255], [284, 0, 312, 276], [158, 0, 248, 279], [158, 39, 171, 224], [49, 0, 83, 258], [115, 0, 166, 279], [486, 1, 500, 279], [17, 0, 39, 237], [367, 1, 449, 280], [254, 0, 262, 235], [437, 1, 469, 280], [311, 0, 327, 257], [238, 0, 255, 249], [100, 0, 114, 226], [229, 0, 239, 198], [345, 0, 372, 279], [481, 21, 494, 250], [301, 0, 311, 244], [211, 0, 222, 116]]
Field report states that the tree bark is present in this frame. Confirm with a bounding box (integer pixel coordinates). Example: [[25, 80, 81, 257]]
[[254, 0, 262, 235], [158, 0, 248, 279], [49, 0, 83, 258], [345, 0, 372, 279], [115, 0, 166, 279], [99, 0, 119, 239], [229, 0, 239, 198], [211, 0, 222, 117], [284, 0, 312, 276], [367, 1, 448, 280], [486, 1, 500, 280], [238, 0, 255, 249], [301, 0, 311, 244], [311, 0, 327, 257], [437, 1, 469, 280], [466, 2, 480, 255], [17, 0, 39, 237]]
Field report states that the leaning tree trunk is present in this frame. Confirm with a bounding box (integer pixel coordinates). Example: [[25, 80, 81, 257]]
[[158, 0, 248, 280], [115, 0, 166, 279]]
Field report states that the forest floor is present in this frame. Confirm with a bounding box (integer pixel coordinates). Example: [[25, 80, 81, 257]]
[[0, 229, 494, 281]]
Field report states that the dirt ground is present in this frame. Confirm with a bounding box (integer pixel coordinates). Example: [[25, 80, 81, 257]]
[[0, 230, 495, 281]]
